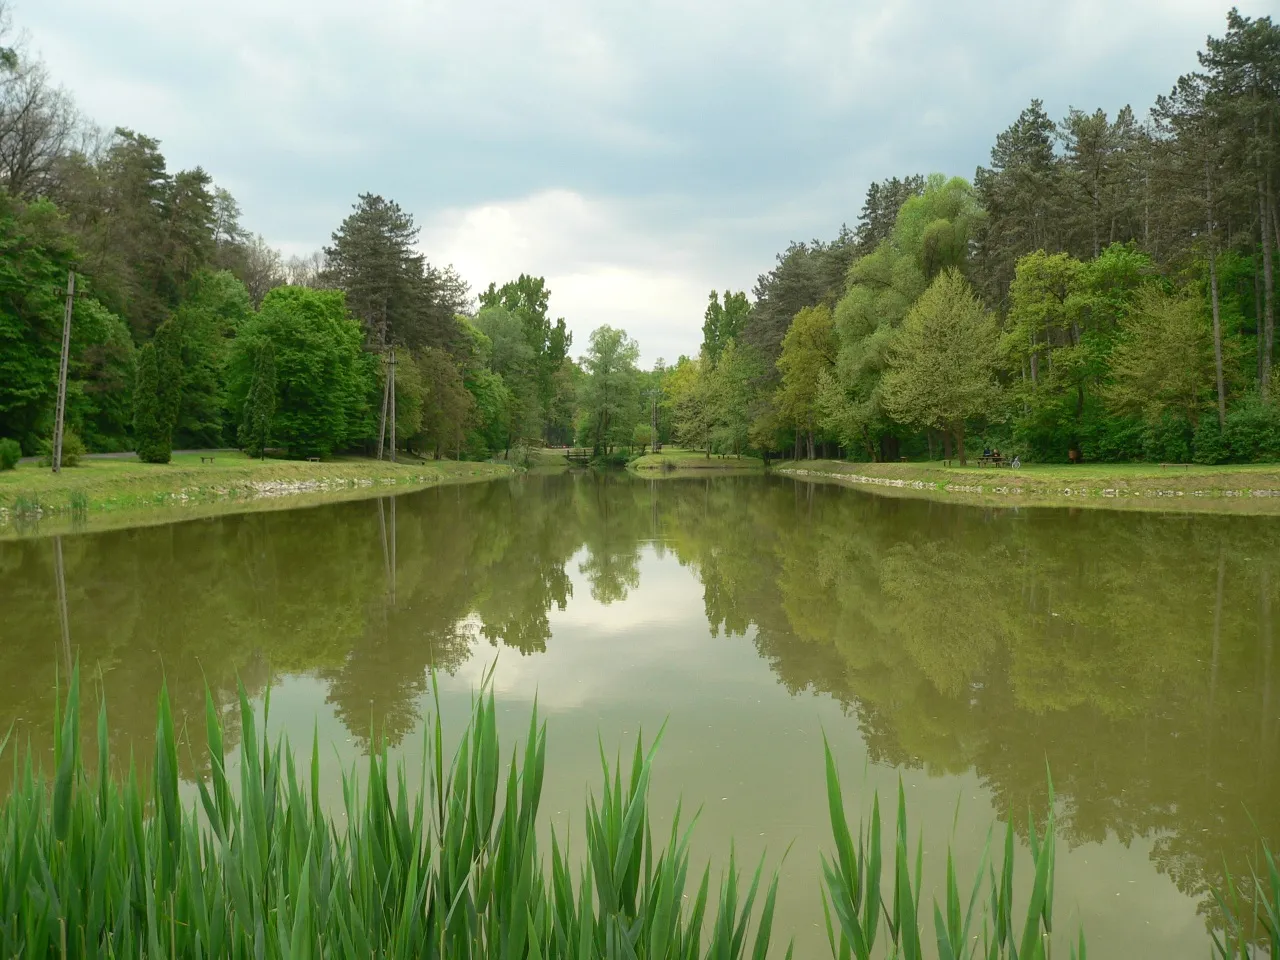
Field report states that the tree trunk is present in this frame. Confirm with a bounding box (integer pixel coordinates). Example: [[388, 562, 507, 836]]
[[1261, 177, 1275, 398], [1208, 162, 1225, 429], [943, 431, 952, 462], [955, 423, 967, 466], [807, 429, 815, 460]]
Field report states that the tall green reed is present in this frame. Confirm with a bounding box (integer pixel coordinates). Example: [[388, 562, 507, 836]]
[[0, 664, 1087, 958], [1211, 843, 1280, 959]]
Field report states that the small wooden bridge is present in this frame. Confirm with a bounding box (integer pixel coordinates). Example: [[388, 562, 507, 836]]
[[563, 448, 593, 465]]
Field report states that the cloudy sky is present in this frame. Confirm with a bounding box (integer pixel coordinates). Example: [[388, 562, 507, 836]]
[[19, 0, 1271, 365]]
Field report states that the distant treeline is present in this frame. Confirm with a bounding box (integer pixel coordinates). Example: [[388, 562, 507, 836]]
[[1, 8, 1278, 464]]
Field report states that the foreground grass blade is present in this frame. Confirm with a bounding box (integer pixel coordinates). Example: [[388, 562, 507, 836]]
[[0, 663, 1105, 960]]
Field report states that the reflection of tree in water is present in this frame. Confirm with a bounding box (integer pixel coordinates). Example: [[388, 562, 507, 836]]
[[3, 471, 1277, 930], [666, 479, 1279, 929]]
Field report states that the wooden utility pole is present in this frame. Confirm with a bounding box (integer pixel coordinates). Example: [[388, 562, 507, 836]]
[[388, 348, 397, 464], [52, 271, 75, 473]]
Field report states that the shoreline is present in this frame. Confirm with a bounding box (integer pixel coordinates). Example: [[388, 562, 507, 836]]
[[774, 459, 1280, 514], [0, 454, 515, 538], [629, 450, 765, 472]]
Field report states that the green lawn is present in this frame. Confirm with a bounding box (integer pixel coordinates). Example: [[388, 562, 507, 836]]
[[0, 451, 513, 520], [775, 458, 1280, 513], [630, 447, 764, 471]]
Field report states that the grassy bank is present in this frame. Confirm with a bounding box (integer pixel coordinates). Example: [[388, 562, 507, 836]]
[[775, 458, 1280, 513], [630, 447, 765, 472], [0, 451, 514, 531]]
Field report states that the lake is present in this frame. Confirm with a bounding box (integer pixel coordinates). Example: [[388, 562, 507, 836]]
[[2, 470, 1276, 956]]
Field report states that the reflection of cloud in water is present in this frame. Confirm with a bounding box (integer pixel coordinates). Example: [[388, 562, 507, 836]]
[[449, 545, 750, 712]]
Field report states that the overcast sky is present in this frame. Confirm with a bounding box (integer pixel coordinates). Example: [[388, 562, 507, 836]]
[[19, 0, 1272, 365]]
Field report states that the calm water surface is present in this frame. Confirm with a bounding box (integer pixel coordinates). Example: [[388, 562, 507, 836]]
[[2, 472, 1277, 956]]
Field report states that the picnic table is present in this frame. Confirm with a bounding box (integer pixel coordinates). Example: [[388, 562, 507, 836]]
[[977, 455, 1007, 466], [199, 455, 215, 464]]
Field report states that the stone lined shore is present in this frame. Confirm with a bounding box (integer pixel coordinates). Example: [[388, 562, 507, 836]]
[[776, 461, 1280, 514]]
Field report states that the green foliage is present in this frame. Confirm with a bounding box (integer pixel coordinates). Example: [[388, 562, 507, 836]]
[[475, 304, 540, 447], [67, 297, 135, 452], [580, 325, 641, 454], [237, 337, 277, 458], [776, 304, 836, 452], [480, 274, 572, 435], [228, 287, 374, 459], [701, 290, 751, 364], [0, 196, 75, 451], [132, 342, 172, 463], [882, 270, 1001, 460], [416, 346, 474, 458], [36, 427, 85, 467], [1222, 395, 1280, 461], [0, 437, 19, 470], [892, 173, 983, 279], [1107, 286, 1216, 431], [323, 194, 465, 353]]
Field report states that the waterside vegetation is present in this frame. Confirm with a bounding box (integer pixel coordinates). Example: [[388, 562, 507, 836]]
[[0, 452, 512, 530], [2, 668, 1277, 958]]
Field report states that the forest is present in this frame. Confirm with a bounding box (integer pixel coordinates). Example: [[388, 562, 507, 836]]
[[1, 8, 1279, 466]]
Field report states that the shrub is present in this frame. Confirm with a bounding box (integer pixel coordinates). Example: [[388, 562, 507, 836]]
[[0, 437, 19, 470], [1192, 417, 1230, 464], [36, 428, 85, 467], [1223, 397, 1280, 462]]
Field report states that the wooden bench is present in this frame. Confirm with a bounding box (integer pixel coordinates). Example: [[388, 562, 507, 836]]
[[200, 456, 215, 464]]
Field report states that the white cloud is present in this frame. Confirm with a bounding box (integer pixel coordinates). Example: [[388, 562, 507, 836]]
[[18, 0, 1279, 361], [422, 190, 735, 364]]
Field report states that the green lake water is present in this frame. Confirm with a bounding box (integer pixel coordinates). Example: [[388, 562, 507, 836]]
[[2, 471, 1277, 956]]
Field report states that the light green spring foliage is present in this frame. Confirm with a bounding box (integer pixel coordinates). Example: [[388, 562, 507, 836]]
[[776, 305, 836, 442], [892, 174, 984, 281], [1106, 285, 1218, 429], [817, 175, 974, 457], [0, 665, 1091, 960], [882, 270, 1001, 444]]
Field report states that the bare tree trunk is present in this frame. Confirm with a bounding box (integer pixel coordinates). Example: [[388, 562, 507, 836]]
[[943, 431, 953, 462], [956, 423, 967, 466], [1208, 161, 1225, 429]]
